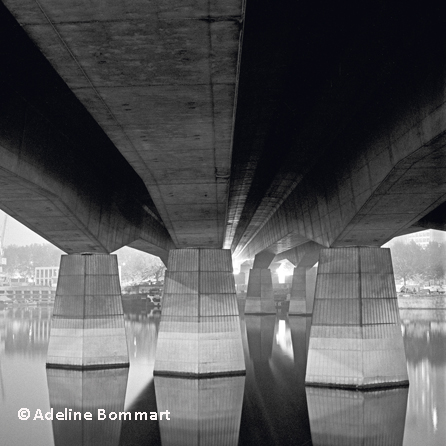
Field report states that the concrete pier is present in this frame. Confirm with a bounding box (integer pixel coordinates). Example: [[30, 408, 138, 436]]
[[245, 268, 275, 313], [245, 251, 276, 314], [277, 242, 321, 315], [289, 266, 317, 315], [154, 249, 245, 377], [47, 254, 129, 369], [305, 247, 409, 388], [289, 267, 307, 314]]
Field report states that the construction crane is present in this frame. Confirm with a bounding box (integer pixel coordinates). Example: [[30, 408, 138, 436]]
[[0, 213, 6, 257], [0, 214, 8, 284]]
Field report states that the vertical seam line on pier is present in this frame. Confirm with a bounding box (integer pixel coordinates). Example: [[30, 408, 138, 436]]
[[198, 250, 201, 320], [83, 257, 86, 326], [358, 248, 363, 327]]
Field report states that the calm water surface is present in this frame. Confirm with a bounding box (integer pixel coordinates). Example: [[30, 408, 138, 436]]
[[0, 303, 444, 445]]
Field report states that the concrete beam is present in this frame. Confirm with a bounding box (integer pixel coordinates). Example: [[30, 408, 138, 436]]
[[274, 241, 322, 268], [252, 251, 276, 269], [3, 0, 244, 249], [415, 201, 446, 231], [0, 4, 174, 256], [237, 91, 446, 259], [231, 12, 446, 260], [225, 1, 410, 254]]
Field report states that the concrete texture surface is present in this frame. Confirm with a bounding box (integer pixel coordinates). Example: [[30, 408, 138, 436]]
[[3, 0, 243, 250], [289, 267, 307, 315], [47, 254, 129, 368], [245, 268, 275, 314], [154, 249, 245, 376], [0, 2, 444, 381], [0, 2, 444, 265], [305, 247, 409, 388]]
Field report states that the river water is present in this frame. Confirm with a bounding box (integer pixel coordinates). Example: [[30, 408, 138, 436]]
[[0, 302, 444, 445]]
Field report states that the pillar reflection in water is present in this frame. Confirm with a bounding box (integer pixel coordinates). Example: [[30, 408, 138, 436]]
[[239, 313, 312, 445], [245, 314, 276, 364], [46, 367, 128, 446], [1, 305, 52, 358], [154, 376, 245, 446], [401, 311, 446, 445], [306, 386, 408, 446], [288, 314, 312, 382], [123, 307, 160, 410]]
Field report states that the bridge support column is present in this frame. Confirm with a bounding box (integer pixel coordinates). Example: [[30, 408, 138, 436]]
[[289, 267, 307, 314], [245, 251, 276, 314], [47, 253, 129, 368], [245, 268, 275, 313], [154, 249, 245, 377], [305, 247, 408, 388]]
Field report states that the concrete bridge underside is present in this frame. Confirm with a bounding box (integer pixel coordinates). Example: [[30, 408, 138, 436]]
[[1, 1, 445, 385]]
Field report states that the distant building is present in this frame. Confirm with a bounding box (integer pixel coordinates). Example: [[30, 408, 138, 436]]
[[0, 285, 55, 302], [34, 265, 121, 288], [35, 266, 59, 287], [122, 281, 163, 296], [389, 229, 446, 248], [9, 277, 28, 286]]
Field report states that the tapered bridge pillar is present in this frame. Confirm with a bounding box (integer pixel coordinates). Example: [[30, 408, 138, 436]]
[[289, 267, 307, 314], [305, 247, 408, 388], [154, 249, 245, 377], [47, 253, 129, 369], [245, 251, 276, 314], [282, 241, 321, 315]]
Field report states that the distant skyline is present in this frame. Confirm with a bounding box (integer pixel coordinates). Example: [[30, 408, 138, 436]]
[[0, 210, 50, 247]]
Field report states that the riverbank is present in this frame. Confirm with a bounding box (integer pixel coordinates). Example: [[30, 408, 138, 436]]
[[398, 294, 446, 309]]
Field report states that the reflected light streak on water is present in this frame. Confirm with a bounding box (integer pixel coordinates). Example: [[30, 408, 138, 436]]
[[122, 307, 160, 411], [274, 319, 294, 361], [0, 303, 445, 445], [401, 309, 446, 446]]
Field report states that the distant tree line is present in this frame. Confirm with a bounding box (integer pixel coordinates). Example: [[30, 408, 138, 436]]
[[390, 241, 446, 285], [3, 244, 166, 285], [115, 247, 166, 285], [9, 239, 442, 287], [3, 244, 63, 279]]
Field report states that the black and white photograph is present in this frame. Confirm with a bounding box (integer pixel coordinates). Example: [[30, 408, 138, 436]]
[[0, 1, 445, 445]]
